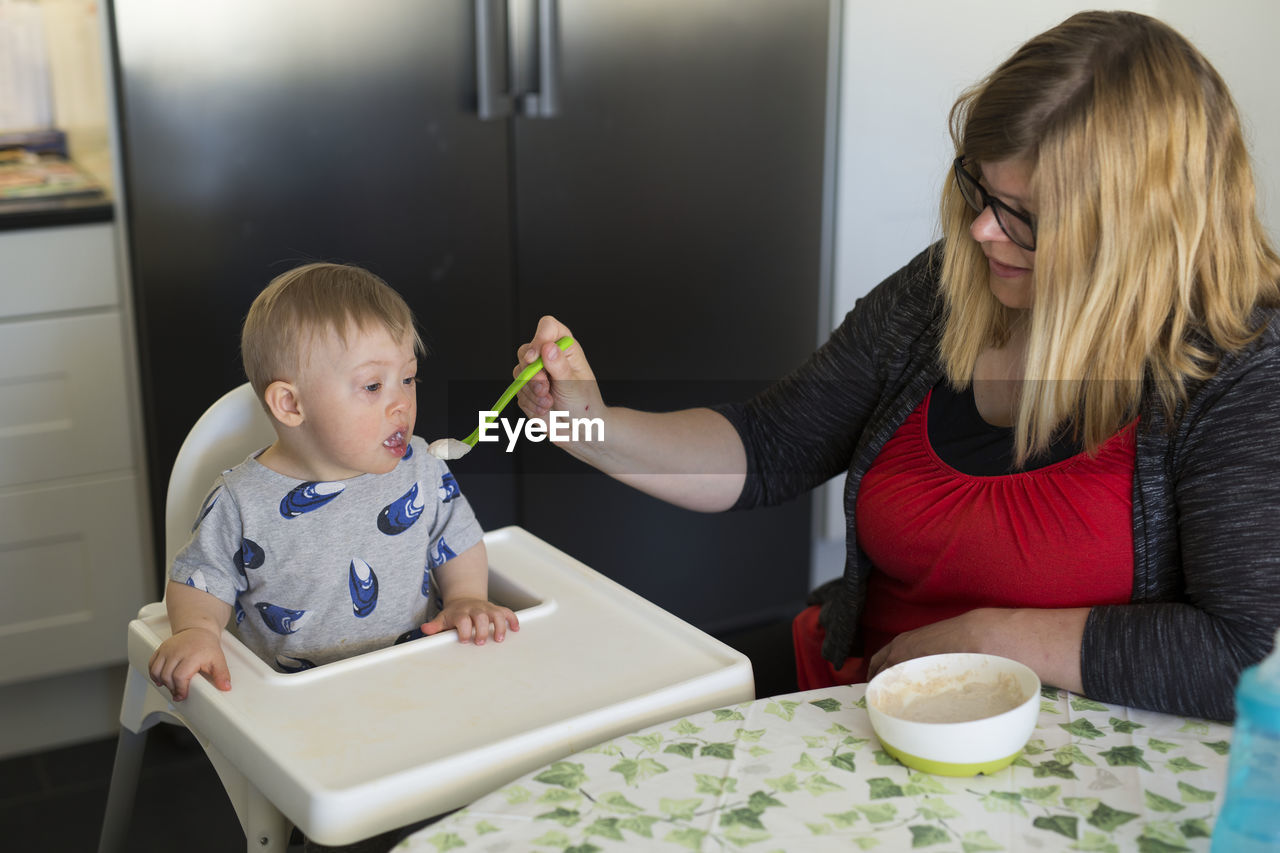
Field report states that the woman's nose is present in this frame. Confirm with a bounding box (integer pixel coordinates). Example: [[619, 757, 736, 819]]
[[969, 205, 1006, 243]]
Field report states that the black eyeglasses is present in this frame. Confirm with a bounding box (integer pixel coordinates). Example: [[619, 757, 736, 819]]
[[953, 156, 1037, 251]]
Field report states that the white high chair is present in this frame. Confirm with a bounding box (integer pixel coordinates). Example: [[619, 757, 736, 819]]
[[98, 383, 754, 851]]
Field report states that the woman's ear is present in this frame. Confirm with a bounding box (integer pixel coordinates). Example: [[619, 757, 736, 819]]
[[263, 380, 304, 427]]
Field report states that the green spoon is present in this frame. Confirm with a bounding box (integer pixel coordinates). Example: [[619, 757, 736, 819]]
[[427, 336, 575, 460]]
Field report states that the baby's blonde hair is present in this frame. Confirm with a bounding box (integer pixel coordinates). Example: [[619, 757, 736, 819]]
[[241, 262, 424, 399], [938, 10, 1280, 463]]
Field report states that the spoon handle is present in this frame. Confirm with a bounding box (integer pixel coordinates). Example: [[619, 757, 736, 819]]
[[462, 336, 575, 446]]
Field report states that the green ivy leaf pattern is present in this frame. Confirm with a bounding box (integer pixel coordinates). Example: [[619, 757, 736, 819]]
[[1087, 802, 1140, 832], [1175, 780, 1216, 803], [1200, 740, 1231, 756], [1109, 717, 1146, 734], [868, 777, 905, 799], [1179, 817, 1211, 839], [1060, 719, 1106, 739], [628, 733, 663, 753], [908, 824, 950, 847], [693, 773, 736, 795], [400, 688, 1233, 853], [959, 829, 1003, 851], [531, 829, 571, 847], [700, 742, 736, 760], [670, 719, 702, 736], [611, 758, 668, 786], [802, 774, 846, 795], [825, 809, 862, 828], [596, 792, 643, 814], [765, 700, 800, 721], [1165, 756, 1206, 773], [1033, 814, 1078, 839], [535, 762, 587, 790], [536, 807, 582, 827], [658, 797, 702, 821], [1143, 790, 1185, 813], [1099, 746, 1153, 771], [857, 802, 899, 823], [1071, 697, 1111, 712], [425, 833, 465, 851], [663, 742, 697, 759]]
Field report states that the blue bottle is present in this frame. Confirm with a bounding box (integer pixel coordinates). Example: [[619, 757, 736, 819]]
[[1212, 628, 1280, 852]]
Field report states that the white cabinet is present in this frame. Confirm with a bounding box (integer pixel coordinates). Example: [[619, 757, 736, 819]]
[[0, 222, 151, 688]]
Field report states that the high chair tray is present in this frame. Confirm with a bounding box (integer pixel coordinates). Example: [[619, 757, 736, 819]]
[[127, 526, 754, 845]]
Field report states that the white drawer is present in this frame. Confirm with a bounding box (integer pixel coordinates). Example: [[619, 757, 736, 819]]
[[0, 312, 135, 487], [0, 473, 149, 685], [0, 222, 118, 318]]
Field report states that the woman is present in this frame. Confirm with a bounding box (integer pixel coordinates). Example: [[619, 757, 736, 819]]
[[514, 11, 1280, 722]]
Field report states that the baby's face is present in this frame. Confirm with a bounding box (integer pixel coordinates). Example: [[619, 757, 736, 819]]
[[293, 323, 418, 481]]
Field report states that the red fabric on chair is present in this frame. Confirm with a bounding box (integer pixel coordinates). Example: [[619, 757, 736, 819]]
[[792, 605, 867, 690]]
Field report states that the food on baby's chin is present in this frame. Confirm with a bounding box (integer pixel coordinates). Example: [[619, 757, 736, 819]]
[[878, 672, 1024, 723]]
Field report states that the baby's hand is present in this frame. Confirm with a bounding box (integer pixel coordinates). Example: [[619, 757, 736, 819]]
[[422, 597, 520, 645], [148, 627, 232, 701]]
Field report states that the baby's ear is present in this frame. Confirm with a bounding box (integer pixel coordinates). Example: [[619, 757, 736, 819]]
[[263, 381, 304, 427]]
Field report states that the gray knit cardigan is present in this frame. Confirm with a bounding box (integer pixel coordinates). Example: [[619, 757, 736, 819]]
[[718, 246, 1280, 721]]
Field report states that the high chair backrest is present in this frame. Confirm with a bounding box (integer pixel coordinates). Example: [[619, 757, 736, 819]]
[[164, 383, 276, 574]]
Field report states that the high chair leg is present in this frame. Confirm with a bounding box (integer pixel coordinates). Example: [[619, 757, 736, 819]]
[[201, 741, 293, 852], [97, 727, 148, 853]]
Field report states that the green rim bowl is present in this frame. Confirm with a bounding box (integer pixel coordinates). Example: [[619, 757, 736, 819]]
[[866, 653, 1041, 777]]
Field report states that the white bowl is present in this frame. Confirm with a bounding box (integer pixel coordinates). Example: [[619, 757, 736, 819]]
[[866, 653, 1041, 777]]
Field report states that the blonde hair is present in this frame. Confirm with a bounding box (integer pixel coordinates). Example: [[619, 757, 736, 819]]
[[241, 262, 424, 399], [939, 10, 1280, 463]]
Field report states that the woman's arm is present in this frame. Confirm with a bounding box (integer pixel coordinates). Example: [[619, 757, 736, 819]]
[[1081, 341, 1280, 720], [867, 607, 1090, 693], [515, 316, 747, 512]]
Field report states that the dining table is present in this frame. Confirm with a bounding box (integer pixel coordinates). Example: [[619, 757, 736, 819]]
[[399, 682, 1233, 851]]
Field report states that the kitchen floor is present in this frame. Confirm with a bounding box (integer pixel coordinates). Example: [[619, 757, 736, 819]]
[[0, 619, 796, 852]]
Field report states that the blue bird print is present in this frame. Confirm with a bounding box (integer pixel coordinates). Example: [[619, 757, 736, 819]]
[[439, 472, 461, 503], [184, 570, 210, 593], [232, 538, 265, 578], [377, 483, 424, 535], [279, 481, 344, 518], [234, 599, 246, 625], [348, 558, 379, 617], [255, 602, 307, 634], [276, 654, 317, 673], [421, 565, 432, 598], [402, 443, 414, 461], [428, 536, 457, 569], [192, 485, 222, 532]]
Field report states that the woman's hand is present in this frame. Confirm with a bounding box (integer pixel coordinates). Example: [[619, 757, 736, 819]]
[[867, 609, 994, 681], [515, 315, 607, 430], [866, 607, 1088, 694]]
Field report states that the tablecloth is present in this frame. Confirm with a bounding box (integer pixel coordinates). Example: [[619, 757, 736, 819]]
[[400, 684, 1233, 851]]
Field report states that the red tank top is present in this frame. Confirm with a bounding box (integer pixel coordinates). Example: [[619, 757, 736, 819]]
[[856, 390, 1136, 664]]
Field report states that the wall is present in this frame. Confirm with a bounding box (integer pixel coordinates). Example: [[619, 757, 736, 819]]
[[815, 0, 1280, 581]]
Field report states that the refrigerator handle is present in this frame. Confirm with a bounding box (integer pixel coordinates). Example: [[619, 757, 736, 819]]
[[475, 0, 513, 120], [521, 0, 560, 118]]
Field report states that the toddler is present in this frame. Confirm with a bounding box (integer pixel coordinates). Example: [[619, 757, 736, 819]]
[[150, 262, 517, 703]]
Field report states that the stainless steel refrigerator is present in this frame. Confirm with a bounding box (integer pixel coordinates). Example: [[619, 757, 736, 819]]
[[109, 0, 836, 634]]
